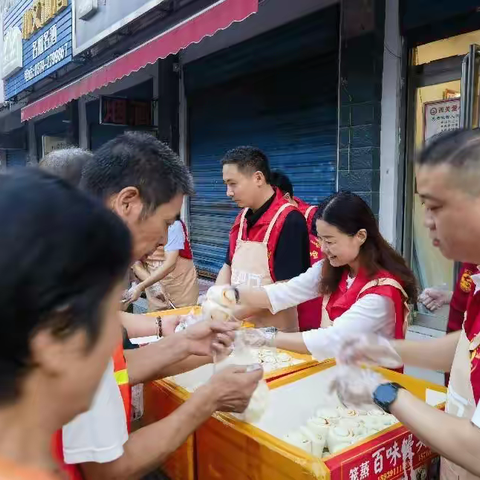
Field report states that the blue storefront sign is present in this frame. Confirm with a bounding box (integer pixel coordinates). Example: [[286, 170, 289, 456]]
[[3, 0, 73, 100]]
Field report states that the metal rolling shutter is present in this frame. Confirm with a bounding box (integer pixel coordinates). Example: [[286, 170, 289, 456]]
[[186, 7, 339, 277], [6, 150, 27, 169]]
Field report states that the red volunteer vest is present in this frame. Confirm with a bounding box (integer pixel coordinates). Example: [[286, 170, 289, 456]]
[[295, 197, 317, 228], [51, 344, 132, 480], [463, 284, 480, 404], [445, 263, 477, 386], [294, 198, 321, 265], [229, 189, 293, 282], [293, 198, 323, 331], [448, 263, 477, 333], [178, 220, 193, 260], [325, 268, 408, 342]]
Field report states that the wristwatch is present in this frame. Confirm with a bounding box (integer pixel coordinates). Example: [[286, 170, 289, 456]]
[[373, 382, 404, 414]]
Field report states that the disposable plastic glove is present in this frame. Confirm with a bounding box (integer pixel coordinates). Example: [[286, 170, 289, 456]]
[[418, 287, 452, 312], [336, 334, 403, 369], [235, 327, 278, 349], [330, 365, 386, 408]]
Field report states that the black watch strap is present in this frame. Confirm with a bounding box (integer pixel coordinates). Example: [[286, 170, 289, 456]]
[[233, 286, 240, 304]]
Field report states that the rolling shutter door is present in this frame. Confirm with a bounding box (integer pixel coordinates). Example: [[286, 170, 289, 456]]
[[186, 6, 339, 277], [6, 150, 27, 168]]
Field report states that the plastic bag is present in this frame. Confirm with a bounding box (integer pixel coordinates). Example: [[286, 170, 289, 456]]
[[131, 384, 144, 421], [215, 330, 269, 423], [206, 285, 237, 308]]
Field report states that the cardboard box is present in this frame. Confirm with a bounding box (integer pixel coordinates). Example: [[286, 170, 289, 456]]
[[195, 361, 446, 480], [143, 351, 318, 480]]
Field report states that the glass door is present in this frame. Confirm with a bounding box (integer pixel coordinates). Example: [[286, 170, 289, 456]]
[[404, 33, 480, 331]]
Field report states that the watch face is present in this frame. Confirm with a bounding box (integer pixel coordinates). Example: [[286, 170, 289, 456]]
[[374, 383, 399, 412]]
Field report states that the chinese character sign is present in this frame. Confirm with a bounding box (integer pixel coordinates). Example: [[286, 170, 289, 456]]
[[100, 97, 153, 127], [3, 0, 73, 99], [424, 98, 461, 145], [325, 427, 437, 480]]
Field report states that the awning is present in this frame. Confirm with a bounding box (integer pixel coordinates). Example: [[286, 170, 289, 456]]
[[21, 0, 258, 122]]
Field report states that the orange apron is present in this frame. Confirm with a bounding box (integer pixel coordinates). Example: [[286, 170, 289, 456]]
[[145, 255, 199, 311], [441, 327, 480, 480], [231, 203, 298, 332]]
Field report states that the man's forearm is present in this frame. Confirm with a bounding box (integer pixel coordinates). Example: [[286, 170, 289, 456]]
[[80, 385, 218, 480], [393, 331, 460, 372], [157, 355, 212, 378], [125, 334, 191, 385], [215, 264, 232, 286], [120, 312, 157, 338], [391, 389, 480, 476]]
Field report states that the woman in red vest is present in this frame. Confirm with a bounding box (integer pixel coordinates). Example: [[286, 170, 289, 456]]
[[214, 191, 417, 361], [129, 216, 199, 310], [0, 170, 131, 480]]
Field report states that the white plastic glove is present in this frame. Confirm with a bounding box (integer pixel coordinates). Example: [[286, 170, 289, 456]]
[[236, 327, 277, 349], [330, 365, 386, 408], [174, 310, 204, 333], [336, 334, 403, 369], [418, 287, 452, 312]]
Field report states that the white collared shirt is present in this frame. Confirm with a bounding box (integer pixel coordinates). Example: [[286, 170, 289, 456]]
[[262, 261, 395, 361]]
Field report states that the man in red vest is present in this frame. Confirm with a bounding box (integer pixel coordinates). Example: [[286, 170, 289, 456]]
[[216, 147, 311, 332], [56, 134, 262, 480], [420, 263, 477, 335], [420, 263, 477, 385], [270, 170, 323, 331], [332, 130, 480, 478]]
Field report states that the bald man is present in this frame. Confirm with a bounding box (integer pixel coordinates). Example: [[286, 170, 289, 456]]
[[335, 129, 480, 479]]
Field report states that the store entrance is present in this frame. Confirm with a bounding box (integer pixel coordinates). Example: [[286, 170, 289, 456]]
[[404, 32, 480, 331]]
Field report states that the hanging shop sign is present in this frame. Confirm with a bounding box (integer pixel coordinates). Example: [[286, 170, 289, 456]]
[[77, 0, 98, 20], [22, 0, 68, 40], [42, 135, 70, 156], [3, 0, 73, 100], [423, 98, 461, 145], [2, 26, 23, 79], [72, 0, 166, 55], [100, 96, 153, 127]]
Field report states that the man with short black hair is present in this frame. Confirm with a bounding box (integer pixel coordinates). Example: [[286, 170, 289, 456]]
[[217, 146, 310, 332], [60, 133, 262, 480]]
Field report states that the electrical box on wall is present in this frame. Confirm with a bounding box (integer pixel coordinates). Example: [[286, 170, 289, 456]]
[[77, 0, 98, 20]]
